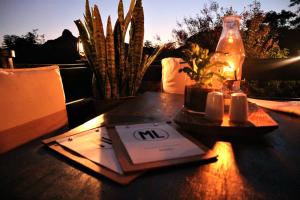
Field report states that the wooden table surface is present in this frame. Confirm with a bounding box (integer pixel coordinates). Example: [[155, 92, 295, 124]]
[[1, 92, 299, 200]]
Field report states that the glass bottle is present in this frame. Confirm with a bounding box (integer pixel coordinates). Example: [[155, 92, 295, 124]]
[[215, 15, 245, 111], [216, 15, 245, 83]]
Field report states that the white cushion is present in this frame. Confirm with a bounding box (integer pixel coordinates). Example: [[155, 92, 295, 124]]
[[0, 65, 68, 153], [161, 57, 193, 94]]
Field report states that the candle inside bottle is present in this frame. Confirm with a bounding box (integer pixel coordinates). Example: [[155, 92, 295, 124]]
[[223, 65, 235, 80]]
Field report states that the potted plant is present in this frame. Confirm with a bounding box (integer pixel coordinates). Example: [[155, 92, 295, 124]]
[[179, 43, 227, 112], [75, 0, 164, 100]]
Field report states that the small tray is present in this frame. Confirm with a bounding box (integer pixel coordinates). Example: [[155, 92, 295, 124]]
[[174, 103, 278, 137]]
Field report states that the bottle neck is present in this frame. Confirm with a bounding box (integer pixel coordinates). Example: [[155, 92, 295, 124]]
[[218, 20, 242, 48], [224, 20, 239, 29]]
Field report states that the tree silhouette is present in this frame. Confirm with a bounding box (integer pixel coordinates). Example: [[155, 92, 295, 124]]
[[3, 29, 44, 49], [2, 29, 79, 64], [289, 0, 300, 28], [265, 10, 296, 30], [172, 0, 290, 58]]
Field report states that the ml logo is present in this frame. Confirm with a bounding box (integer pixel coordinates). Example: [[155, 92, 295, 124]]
[[133, 128, 169, 141]]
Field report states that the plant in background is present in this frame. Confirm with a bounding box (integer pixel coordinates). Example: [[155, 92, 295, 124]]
[[241, 3, 289, 59], [179, 42, 228, 112], [179, 42, 227, 88], [173, 0, 290, 58], [75, 0, 164, 99], [247, 80, 300, 98], [289, 0, 300, 28]]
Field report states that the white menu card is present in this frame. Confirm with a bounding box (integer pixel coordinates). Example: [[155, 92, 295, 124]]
[[56, 127, 123, 174], [115, 123, 204, 164]]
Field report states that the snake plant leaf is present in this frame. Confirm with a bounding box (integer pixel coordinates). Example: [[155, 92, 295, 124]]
[[75, 19, 104, 96], [84, 0, 93, 36], [133, 54, 148, 94], [138, 45, 164, 83], [118, 0, 125, 26], [144, 44, 164, 69], [76, 0, 163, 98], [114, 1, 126, 89], [75, 18, 96, 65], [128, 0, 144, 94], [124, 0, 135, 38], [74, 20, 94, 67], [92, 5, 107, 86], [106, 16, 115, 80], [83, 0, 95, 52], [133, 44, 164, 94], [106, 16, 118, 98], [114, 21, 126, 90], [125, 44, 132, 96], [115, 0, 125, 36], [113, 0, 129, 94], [105, 75, 112, 99]]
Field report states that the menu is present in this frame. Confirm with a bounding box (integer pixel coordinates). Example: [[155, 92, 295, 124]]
[[56, 127, 123, 174], [115, 123, 204, 164]]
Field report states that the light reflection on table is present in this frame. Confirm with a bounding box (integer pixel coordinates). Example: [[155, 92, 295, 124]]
[[181, 141, 260, 199]]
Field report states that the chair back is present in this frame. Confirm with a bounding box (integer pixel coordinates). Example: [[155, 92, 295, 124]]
[[0, 65, 68, 154]]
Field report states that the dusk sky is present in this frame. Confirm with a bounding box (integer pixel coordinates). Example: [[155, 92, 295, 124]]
[[0, 0, 293, 45]]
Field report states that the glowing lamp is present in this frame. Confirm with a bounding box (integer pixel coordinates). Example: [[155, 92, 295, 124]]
[[77, 38, 85, 57], [0, 49, 15, 68], [10, 50, 15, 58], [216, 15, 245, 85]]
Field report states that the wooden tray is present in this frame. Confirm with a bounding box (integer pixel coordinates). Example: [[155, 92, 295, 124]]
[[173, 103, 278, 137]]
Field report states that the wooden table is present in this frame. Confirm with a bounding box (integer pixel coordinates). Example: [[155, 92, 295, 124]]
[[1, 92, 299, 200]]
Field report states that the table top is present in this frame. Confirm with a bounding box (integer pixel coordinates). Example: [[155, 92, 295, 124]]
[[1, 92, 300, 200]]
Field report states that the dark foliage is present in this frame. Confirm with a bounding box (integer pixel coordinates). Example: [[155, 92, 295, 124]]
[[289, 0, 300, 28], [172, 0, 298, 58], [2, 29, 80, 64], [247, 80, 300, 98]]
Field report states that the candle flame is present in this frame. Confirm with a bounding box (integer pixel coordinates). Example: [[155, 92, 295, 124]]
[[223, 64, 235, 79]]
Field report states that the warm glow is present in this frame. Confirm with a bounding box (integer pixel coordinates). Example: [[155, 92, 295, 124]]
[[181, 141, 248, 199], [161, 57, 189, 94], [71, 113, 106, 134], [77, 39, 85, 57], [11, 50, 16, 58], [223, 64, 235, 80], [221, 53, 244, 81], [270, 55, 300, 69], [227, 30, 234, 43], [211, 142, 233, 170], [216, 15, 245, 83]]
